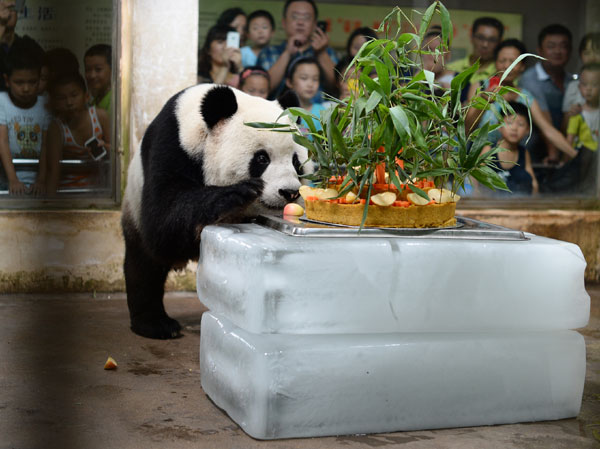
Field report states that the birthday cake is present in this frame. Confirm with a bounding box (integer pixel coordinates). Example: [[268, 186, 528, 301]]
[[299, 179, 460, 228]]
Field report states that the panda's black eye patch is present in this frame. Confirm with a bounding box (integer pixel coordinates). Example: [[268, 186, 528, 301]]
[[292, 152, 302, 175], [249, 150, 271, 178]]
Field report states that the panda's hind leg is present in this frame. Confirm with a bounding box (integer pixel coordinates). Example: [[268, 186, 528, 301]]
[[123, 220, 182, 339]]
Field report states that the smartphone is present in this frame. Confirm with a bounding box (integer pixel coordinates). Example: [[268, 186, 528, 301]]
[[316, 20, 327, 33], [85, 136, 107, 161], [226, 31, 240, 49]]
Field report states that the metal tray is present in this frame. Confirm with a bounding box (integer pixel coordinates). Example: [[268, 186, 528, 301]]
[[255, 214, 528, 241]]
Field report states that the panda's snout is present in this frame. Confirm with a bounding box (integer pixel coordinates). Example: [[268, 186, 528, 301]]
[[279, 188, 299, 202]]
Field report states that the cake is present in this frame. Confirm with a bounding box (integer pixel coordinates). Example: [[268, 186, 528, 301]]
[[299, 178, 460, 229]]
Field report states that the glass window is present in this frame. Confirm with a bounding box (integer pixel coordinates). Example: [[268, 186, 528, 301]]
[[201, 0, 598, 207], [0, 0, 118, 206]]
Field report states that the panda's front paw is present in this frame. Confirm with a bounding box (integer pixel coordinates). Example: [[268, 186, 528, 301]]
[[227, 178, 264, 208], [131, 315, 182, 340]]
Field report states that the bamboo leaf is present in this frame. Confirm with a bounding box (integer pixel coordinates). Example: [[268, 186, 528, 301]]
[[418, 2, 438, 42], [244, 121, 292, 130], [438, 2, 452, 48], [499, 53, 543, 85], [389, 105, 412, 140], [375, 60, 391, 96], [365, 90, 383, 113]]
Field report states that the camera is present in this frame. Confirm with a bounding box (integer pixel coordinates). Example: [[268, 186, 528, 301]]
[[85, 136, 107, 161]]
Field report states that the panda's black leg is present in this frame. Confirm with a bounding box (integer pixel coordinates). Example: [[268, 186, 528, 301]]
[[123, 222, 182, 339]]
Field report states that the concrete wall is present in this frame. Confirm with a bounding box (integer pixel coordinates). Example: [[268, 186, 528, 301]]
[[0, 208, 598, 293]]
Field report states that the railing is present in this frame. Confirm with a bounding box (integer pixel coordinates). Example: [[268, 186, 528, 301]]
[[0, 159, 112, 195]]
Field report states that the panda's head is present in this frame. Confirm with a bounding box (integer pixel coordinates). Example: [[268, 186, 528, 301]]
[[176, 85, 311, 214]]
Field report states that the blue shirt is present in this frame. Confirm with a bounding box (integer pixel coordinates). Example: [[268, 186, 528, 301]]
[[256, 41, 338, 101], [519, 62, 573, 128], [240, 46, 257, 68]]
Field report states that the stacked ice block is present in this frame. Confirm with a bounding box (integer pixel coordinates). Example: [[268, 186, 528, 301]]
[[197, 217, 589, 439]]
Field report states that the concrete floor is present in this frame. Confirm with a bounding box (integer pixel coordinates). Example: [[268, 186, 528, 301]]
[[1, 286, 600, 449]]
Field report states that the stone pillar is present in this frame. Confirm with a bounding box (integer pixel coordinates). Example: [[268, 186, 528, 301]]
[[123, 0, 199, 160]]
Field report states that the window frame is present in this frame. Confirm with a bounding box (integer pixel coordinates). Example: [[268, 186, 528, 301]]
[[0, 0, 122, 210]]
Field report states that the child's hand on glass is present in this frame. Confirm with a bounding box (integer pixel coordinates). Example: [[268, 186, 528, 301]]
[[8, 178, 26, 195], [30, 181, 46, 196]]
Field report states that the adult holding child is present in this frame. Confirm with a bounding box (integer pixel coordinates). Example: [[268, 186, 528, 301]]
[[562, 33, 600, 130], [465, 39, 577, 164], [257, 0, 337, 100], [519, 24, 573, 164]]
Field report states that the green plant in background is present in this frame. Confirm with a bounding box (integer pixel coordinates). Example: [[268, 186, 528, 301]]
[[248, 1, 535, 209]]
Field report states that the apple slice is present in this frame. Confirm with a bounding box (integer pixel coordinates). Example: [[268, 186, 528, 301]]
[[345, 191, 358, 203], [407, 192, 430, 206], [428, 188, 460, 203], [104, 356, 118, 370], [316, 188, 339, 200], [371, 191, 397, 206], [298, 185, 314, 199], [283, 203, 304, 216]]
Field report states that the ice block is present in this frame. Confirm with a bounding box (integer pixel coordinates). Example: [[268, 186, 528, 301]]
[[197, 222, 589, 334], [200, 312, 586, 440]]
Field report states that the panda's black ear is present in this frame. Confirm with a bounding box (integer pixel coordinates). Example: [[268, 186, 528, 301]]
[[277, 90, 300, 110], [201, 85, 238, 129]]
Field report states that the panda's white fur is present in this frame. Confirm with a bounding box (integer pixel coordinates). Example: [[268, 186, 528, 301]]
[[124, 84, 308, 224], [121, 84, 310, 339]]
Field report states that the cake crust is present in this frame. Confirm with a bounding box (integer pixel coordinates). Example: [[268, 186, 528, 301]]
[[304, 200, 457, 228]]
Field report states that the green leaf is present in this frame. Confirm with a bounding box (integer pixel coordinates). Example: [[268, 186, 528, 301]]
[[499, 53, 543, 85], [438, 2, 452, 48], [408, 183, 430, 200], [375, 60, 391, 96], [389, 105, 412, 141], [450, 61, 479, 114], [244, 121, 292, 130], [423, 69, 436, 96], [365, 90, 383, 113], [418, 2, 438, 42], [471, 166, 510, 191]]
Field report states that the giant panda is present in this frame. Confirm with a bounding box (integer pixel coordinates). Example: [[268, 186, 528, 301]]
[[121, 84, 310, 339]]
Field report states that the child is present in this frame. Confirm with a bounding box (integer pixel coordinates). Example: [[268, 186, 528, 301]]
[[0, 41, 50, 195], [567, 63, 600, 152], [562, 62, 599, 193], [45, 72, 110, 194], [562, 33, 600, 128], [84, 44, 112, 112], [285, 57, 325, 133], [482, 102, 538, 195], [239, 66, 270, 99], [241, 10, 275, 68]]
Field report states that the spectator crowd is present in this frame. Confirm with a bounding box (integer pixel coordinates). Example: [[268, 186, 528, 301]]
[[0, 0, 112, 196], [199, 0, 599, 197], [1, 0, 598, 198]]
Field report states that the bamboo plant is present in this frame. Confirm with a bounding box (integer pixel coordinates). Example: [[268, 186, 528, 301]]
[[248, 1, 534, 224]]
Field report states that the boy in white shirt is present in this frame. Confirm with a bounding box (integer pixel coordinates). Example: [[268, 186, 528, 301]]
[[0, 41, 50, 195]]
